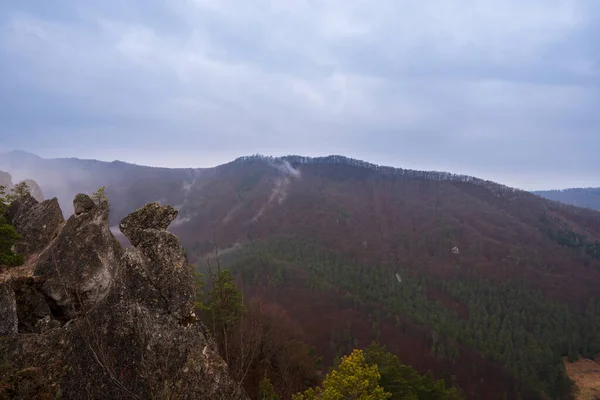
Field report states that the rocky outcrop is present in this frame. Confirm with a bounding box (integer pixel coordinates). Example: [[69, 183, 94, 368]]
[[73, 193, 96, 215], [22, 179, 45, 202], [0, 172, 44, 202], [119, 203, 193, 319], [6, 195, 64, 257], [0, 195, 248, 399], [34, 196, 118, 318]]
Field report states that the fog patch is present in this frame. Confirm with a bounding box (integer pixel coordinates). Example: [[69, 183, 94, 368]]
[[219, 241, 244, 256], [110, 225, 131, 247], [250, 160, 301, 222], [271, 159, 301, 179], [170, 215, 191, 227]]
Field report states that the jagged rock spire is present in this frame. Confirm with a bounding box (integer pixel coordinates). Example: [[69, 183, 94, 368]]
[[0, 195, 248, 399]]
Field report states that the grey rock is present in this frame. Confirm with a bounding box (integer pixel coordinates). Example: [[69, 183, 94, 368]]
[[35, 202, 119, 318], [5, 193, 38, 227], [0, 283, 18, 335], [8, 197, 64, 257], [119, 202, 179, 246], [73, 193, 96, 215], [120, 202, 193, 319], [1, 196, 248, 399], [11, 276, 53, 333]]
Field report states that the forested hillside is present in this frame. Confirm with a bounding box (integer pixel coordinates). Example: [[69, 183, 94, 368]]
[[3, 152, 600, 399], [188, 156, 600, 400]]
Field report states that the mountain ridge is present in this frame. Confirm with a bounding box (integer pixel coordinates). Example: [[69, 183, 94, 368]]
[[5, 150, 520, 189], [7, 150, 594, 198], [533, 187, 600, 211], [3, 150, 600, 399]]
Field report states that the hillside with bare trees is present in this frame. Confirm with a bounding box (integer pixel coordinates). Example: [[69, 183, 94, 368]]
[[3, 152, 600, 399]]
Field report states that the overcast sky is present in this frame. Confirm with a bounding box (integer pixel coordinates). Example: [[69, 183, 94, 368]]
[[0, 1, 599, 190]]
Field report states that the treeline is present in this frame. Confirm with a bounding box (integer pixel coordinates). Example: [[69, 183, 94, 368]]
[[219, 237, 600, 399], [293, 344, 463, 400], [194, 255, 464, 399], [539, 214, 600, 263], [193, 260, 321, 399], [229, 154, 515, 194]]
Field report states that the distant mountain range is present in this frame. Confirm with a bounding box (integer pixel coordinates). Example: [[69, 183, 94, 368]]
[[2, 149, 600, 399], [533, 187, 600, 211]]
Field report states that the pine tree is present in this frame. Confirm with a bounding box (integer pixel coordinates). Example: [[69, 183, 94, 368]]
[[292, 349, 391, 400], [10, 181, 31, 200], [91, 186, 109, 206], [0, 185, 24, 267], [258, 373, 280, 400]]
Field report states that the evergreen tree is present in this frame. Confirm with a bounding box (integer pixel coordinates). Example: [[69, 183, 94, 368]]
[[91, 186, 109, 206], [292, 349, 391, 400], [258, 373, 280, 400], [0, 185, 24, 267], [10, 181, 31, 200], [363, 342, 463, 400], [208, 269, 244, 327]]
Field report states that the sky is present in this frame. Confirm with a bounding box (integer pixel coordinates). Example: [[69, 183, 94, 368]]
[[0, 1, 599, 190]]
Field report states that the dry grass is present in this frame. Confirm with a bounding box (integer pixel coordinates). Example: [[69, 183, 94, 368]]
[[564, 356, 600, 400]]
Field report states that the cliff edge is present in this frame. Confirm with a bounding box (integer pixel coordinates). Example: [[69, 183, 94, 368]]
[[0, 194, 248, 399]]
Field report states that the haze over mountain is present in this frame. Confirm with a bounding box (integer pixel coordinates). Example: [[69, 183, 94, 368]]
[[2, 1, 600, 398], [2, 1, 600, 190], [2, 150, 600, 399], [533, 187, 600, 211]]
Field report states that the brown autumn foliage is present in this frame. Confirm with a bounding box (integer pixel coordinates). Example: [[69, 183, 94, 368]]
[[175, 158, 600, 400], [237, 297, 320, 399], [7, 154, 600, 399], [202, 289, 320, 399], [199, 252, 320, 399]]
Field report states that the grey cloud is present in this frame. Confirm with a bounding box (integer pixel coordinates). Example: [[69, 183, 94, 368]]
[[0, 0, 598, 190]]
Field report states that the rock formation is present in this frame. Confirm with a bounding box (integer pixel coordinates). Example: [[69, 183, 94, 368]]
[[6, 195, 64, 257], [22, 179, 45, 202], [0, 195, 248, 399], [0, 171, 44, 202], [0, 170, 13, 192]]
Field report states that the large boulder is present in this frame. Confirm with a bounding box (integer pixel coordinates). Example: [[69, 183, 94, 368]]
[[0, 196, 248, 399], [4, 193, 38, 226], [73, 193, 96, 215], [34, 195, 120, 318], [7, 196, 64, 257], [119, 202, 193, 319]]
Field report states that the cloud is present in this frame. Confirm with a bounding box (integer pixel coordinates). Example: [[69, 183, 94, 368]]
[[0, 0, 599, 190], [272, 160, 301, 179]]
